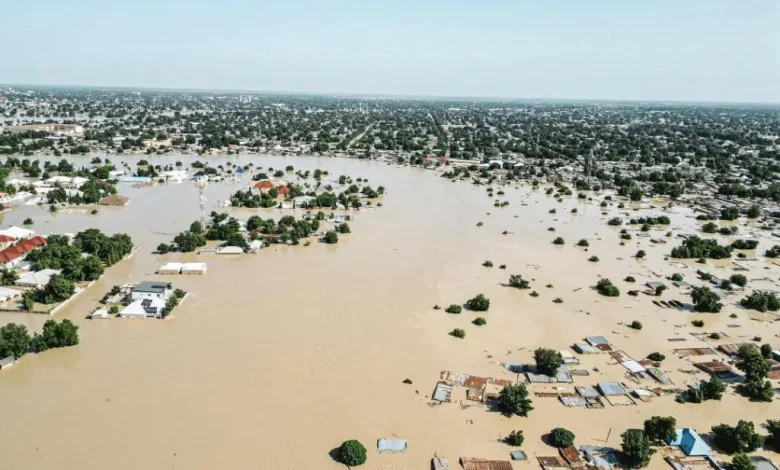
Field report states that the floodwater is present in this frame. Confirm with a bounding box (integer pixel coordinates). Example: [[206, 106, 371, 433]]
[[0, 154, 779, 470]]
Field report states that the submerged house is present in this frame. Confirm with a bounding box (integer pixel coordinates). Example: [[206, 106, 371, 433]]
[[667, 428, 711, 456], [131, 281, 173, 301]]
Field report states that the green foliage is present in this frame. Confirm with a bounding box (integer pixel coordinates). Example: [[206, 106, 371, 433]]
[[596, 278, 620, 297], [577, 239, 589, 247], [553, 237, 564, 245], [506, 430, 525, 447], [721, 207, 740, 221], [761, 344, 773, 358], [702, 222, 718, 233], [621, 429, 653, 468], [588, 255, 599, 262], [338, 440, 367, 467], [549, 427, 575, 448], [445, 304, 462, 314], [671, 236, 732, 259], [625, 276, 636, 282], [692, 320, 705, 327], [450, 328, 466, 339], [731, 240, 759, 250], [336, 223, 351, 234], [630, 320, 643, 330], [482, 260, 493, 267], [691, 286, 723, 312], [466, 294, 490, 311], [647, 352, 665, 362], [730, 274, 748, 287], [508, 275, 530, 289], [157, 243, 170, 254], [0, 269, 19, 286], [30, 319, 79, 352], [497, 383, 534, 417], [643, 416, 676, 444], [30, 274, 75, 304], [161, 289, 186, 318], [473, 317, 487, 326], [746, 205, 761, 219], [711, 421, 763, 454], [766, 246, 780, 258], [608, 217, 622, 226], [0, 323, 31, 358], [324, 230, 339, 244], [635, 250, 645, 259], [740, 291, 780, 312], [534, 348, 564, 376], [736, 345, 773, 402], [731, 454, 756, 470], [23, 218, 33, 225], [671, 273, 683, 282], [766, 420, 780, 450]]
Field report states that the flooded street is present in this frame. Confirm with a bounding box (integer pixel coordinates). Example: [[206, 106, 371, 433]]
[[0, 155, 779, 469]]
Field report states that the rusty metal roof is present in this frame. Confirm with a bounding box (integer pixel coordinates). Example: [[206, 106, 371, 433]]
[[460, 457, 514, 470]]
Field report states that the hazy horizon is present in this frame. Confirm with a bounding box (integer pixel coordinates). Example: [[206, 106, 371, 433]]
[[1, 0, 778, 103]]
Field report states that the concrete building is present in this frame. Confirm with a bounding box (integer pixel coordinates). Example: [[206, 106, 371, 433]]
[[131, 281, 172, 301], [5, 123, 84, 137]]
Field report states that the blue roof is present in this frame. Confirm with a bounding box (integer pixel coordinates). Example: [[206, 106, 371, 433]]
[[667, 428, 711, 456]]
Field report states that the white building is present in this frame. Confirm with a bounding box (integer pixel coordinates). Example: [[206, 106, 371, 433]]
[[162, 170, 189, 182], [0, 287, 23, 302], [0, 226, 35, 240], [90, 309, 110, 319], [131, 281, 173, 301], [15, 269, 62, 289], [157, 263, 183, 275], [119, 297, 166, 318], [181, 263, 207, 275]]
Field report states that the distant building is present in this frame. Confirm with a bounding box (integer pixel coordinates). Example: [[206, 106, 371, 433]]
[[4, 123, 84, 137], [99, 194, 130, 206], [15, 269, 61, 289]]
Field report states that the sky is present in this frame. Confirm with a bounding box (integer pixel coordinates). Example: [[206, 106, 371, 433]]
[[1, 0, 778, 102]]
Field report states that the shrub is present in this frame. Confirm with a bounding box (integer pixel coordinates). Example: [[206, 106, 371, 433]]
[[647, 352, 665, 362], [466, 294, 490, 311], [109, 305, 119, 314], [702, 222, 718, 233], [635, 250, 646, 259], [731, 239, 759, 250], [721, 207, 740, 221], [747, 205, 761, 219], [761, 343, 773, 358], [608, 217, 622, 226], [157, 243, 170, 254], [629, 320, 643, 330], [644, 416, 676, 444], [477, 221, 484, 227], [588, 256, 599, 262], [731, 454, 756, 470], [730, 274, 747, 287], [497, 383, 534, 417], [534, 348, 564, 376], [338, 440, 367, 466], [450, 328, 466, 338], [625, 276, 636, 283], [671, 236, 732, 259], [596, 278, 620, 297], [506, 430, 525, 447], [577, 239, 589, 247], [740, 291, 780, 312], [549, 428, 575, 448], [445, 304, 462, 314], [553, 297, 563, 303], [692, 320, 704, 327], [553, 237, 564, 245], [710, 332, 721, 340], [621, 429, 652, 468], [499, 264, 507, 269], [671, 273, 683, 282], [767, 420, 780, 450], [766, 245, 780, 258], [508, 275, 530, 289], [473, 317, 487, 326], [691, 286, 723, 312], [483, 260, 493, 267], [324, 230, 339, 244], [23, 218, 33, 225], [711, 421, 763, 454]]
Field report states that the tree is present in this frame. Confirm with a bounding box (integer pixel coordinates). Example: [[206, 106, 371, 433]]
[[23, 217, 33, 225], [740, 291, 780, 313], [0, 269, 19, 286], [31, 319, 79, 352], [189, 221, 203, 234], [761, 344, 773, 358], [691, 286, 723, 313], [336, 223, 351, 234], [711, 421, 763, 454], [445, 304, 461, 314], [549, 428, 575, 448], [721, 207, 740, 221], [746, 205, 761, 219], [766, 246, 780, 258], [766, 420, 780, 450], [699, 374, 727, 401], [534, 348, 564, 376], [730, 274, 748, 287], [702, 222, 718, 233], [635, 250, 646, 259], [731, 454, 756, 470], [508, 275, 530, 289], [553, 237, 565, 245], [37, 274, 75, 304], [596, 278, 620, 297], [338, 440, 367, 466], [644, 416, 676, 444], [324, 231, 339, 244], [497, 383, 534, 417], [157, 243, 170, 254], [466, 294, 490, 311], [737, 345, 770, 384], [507, 430, 525, 447], [82, 255, 104, 281], [621, 430, 653, 468], [0, 323, 31, 358]]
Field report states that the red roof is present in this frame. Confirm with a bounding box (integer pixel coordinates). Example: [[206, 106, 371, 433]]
[[0, 235, 16, 243], [254, 180, 274, 190], [277, 186, 291, 196], [0, 246, 23, 264]]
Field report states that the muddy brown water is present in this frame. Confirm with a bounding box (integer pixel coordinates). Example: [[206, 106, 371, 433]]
[[0, 154, 779, 469]]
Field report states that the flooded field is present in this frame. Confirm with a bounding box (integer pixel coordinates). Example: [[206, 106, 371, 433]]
[[0, 154, 779, 469]]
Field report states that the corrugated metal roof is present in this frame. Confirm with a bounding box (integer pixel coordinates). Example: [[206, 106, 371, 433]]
[[586, 336, 609, 346], [433, 382, 453, 402], [598, 382, 626, 396], [460, 458, 513, 470]]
